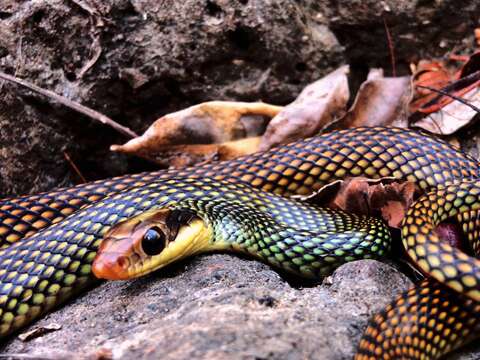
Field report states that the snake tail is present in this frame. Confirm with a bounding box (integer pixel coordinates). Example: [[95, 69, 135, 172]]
[[356, 181, 480, 359], [402, 181, 480, 301]]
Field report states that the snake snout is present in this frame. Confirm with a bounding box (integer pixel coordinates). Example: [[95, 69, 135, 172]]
[[92, 254, 131, 280]]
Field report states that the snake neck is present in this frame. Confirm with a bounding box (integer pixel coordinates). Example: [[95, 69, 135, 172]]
[[177, 198, 391, 279]]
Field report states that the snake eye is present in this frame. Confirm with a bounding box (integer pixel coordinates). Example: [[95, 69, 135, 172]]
[[141, 227, 166, 255]]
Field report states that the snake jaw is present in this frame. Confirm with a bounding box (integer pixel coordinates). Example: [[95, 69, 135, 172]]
[[92, 208, 214, 280]]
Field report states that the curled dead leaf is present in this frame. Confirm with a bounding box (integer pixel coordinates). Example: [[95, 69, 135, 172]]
[[111, 101, 282, 167], [413, 86, 480, 135], [374, 182, 417, 228], [302, 177, 417, 229], [216, 137, 262, 160], [259, 65, 350, 151], [137, 137, 262, 168], [333, 69, 411, 130], [410, 52, 480, 135], [409, 60, 454, 113]]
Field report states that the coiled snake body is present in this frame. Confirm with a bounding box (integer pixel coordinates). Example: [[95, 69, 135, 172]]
[[0, 127, 479, 359]]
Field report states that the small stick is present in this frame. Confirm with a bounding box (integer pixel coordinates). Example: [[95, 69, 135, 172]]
[[63, 151, 87, 183], [383, 18, 396, 77], [416, 84, 480, 114], [0, 71, 138, 138]]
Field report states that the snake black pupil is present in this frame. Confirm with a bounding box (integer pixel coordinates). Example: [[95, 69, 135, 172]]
[[141, 227, 166, 256]]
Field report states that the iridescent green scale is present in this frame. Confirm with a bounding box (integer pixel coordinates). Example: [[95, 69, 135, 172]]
[[174, 197, 390, 278]]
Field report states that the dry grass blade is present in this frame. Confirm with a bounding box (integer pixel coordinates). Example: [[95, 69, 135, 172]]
[[63, 152, 87, 183], [416, 84, 480, 114]]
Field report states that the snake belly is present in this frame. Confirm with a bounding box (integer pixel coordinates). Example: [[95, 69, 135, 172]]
[[0, 126, 479, 348]]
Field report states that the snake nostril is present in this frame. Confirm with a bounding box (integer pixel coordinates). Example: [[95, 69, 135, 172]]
[[116, 256, 130, 270]]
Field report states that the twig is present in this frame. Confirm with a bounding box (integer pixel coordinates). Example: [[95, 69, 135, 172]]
[[383, 18, 396, 77], [0, 71, 138, 138], [68, 0, 107, 27], [416, 84, 480, 114], [439, 70, 480, 94], [63, 151, 87, 183], [15, 37, 24, 76], [415, 70, 480, 113], [76, 35, 102, 79]]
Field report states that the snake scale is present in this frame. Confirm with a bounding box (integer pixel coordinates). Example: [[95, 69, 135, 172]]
[[0, 127, 479, 359]]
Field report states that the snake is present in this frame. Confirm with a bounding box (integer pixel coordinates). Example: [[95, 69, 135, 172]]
[[0, 127, 479, 359], [92, 181, 480, 359], [355, 181, 480, 359], [90, 179, 389, 280]]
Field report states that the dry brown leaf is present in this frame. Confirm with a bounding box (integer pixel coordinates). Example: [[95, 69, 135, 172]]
[[409, 60, 454, 113], [216, 136, 262, 159], [374, 182, 417, 228], [338, 69, 411, 129], [304, 177, 417, 228], [138, 137, 262, 168], [413, 86, 480, 135], [111, 101, 282, 166], [410, 52, 480, 120], [328, 178, 371, 215], [259, 65, 350, 151], [18, 322, 62, 341]]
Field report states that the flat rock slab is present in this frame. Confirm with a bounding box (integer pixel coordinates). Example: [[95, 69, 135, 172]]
[[1, 256, 478, 359]]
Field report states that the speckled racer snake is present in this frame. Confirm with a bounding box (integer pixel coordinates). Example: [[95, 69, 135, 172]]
[[0, 127, 479, 359]]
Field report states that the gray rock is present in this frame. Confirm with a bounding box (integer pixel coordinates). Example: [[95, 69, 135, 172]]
[[3, 256, 477, 359], [1, 257, 412, 359], [1, 1, 480, 358], [0, 0, 344, 196]]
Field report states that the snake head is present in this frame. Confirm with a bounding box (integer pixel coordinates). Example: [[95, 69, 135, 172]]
[[92, 207, 212, 280]]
